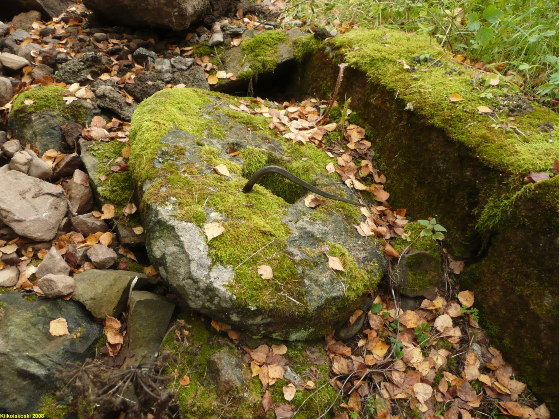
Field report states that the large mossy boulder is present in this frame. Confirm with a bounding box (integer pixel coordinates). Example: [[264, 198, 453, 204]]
[[129, 88, 385, 340], [8, 86, 94, 153], [292, 29, 559, 408]]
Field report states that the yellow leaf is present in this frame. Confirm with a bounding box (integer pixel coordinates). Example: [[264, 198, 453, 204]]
[[458, 290, 475, 307], [213, 164, 231, 177], [133, 226, 144, 235], [99, 232, 112, 246], [283, 384, 296, 401], [449, 92, 465, 102], [207, 75, 218, 85], [101, 204, 115, 220], [204, 222, 225, 241], [372, 341, 390, 357], [179, 375, 190, 386], [121, 145, 131, 158], [477, 105, 493, 114], [257, 264, 273, 279]]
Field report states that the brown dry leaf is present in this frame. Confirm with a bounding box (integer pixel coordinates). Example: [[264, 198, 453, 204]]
[[99, 232, 112, 246], [489, 76, 500, 86], [365, 354, 376, 366], [0, 243, 17, 254], [283, 384, 296, 401], [498, 402, 524, 417], [369, 313, 384, 330], [259, 365, 270, 388], [464, 350, 481, 381], [328, 342, 352, 356], [262, 390, 273, 412], [257, 265, 273, 279], [399, 310, 422, 328], [325, 162, 336, 174], [373, 186, 390, 202], [449, 93, 465, 102], [384, 242, 400, 258], [304, 194, 325, 209], [91, 115, 107, 128], [101, 204, 115, 220], [179, 375, 190, 386], [348, 391, 361, 413], [535, 403, 550, 419], [213, 164, 231, 177], [49, 318, 70, 336], [349, 309, 364, 325], [434, 314, 453, 332], [275, 403, 294, 419], [211, 319, 231, 332], [121, 145, 131, 158], [524, 172, 550, 183], [446, 301, 462, 317], [204, 222, 225, 241], [477, 105, 493, 114], [305, 380, 316, 390], [251, 361, 260, 377], [232, 38, 243, 47], [123, 203, 137, 215], [413, 382, 433, 403], [551, 160, 559, 176], [207, 75, 218, 85], [449, 259, 464, 274], [457, 381, 477, 402], [272, 344, 288, 355], [458, 290, 474, 307], [268, 364, 285, 380], [332, 356, 349, 375], [328, 255, 345, 272]]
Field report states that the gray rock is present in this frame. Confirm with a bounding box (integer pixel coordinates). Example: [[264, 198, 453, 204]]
[[127, 291, 174, 361], [93, 33, 108, 42], [170, 56, 194, 71], [8, 150, 32, 174], [0, 292, 102, 414], [37, 273, 75, 297], [0, 52, 30, 70], [65, 169, 93, 214], [124, 71, 166, 102], [82, 0, 234, 31], [55, 52, 112, 84], [1, 140, 21, 158], [1, 251, 20, 266], [116, 220, 146, 246], [154, 58, 171, 72], [62, 122, 82, 150], [36, 246, 71, 278], [70, 212, 108, 236], [29, 63, 53, 80], [133, 47, 158, 66], [0, 77, 13, 107], [209, 31, 224, 47], [0, 22, 9, 37], [73, 269, 158, 319], [334, 310, 367, 341], [10, 11, 41, 31], [15, 43, 42, 61], [39, 26, 54, 37], [172, 65, 209, 90], [87, 244, 117, 269], [0, 266, 18, 287], [53, 153, 82, 179], [207, 349, 245, 392], [9, 29, 31, 44], [25, 149, 53, 179], [0, 131, 7, 145], [0, 171, 68, 241], [94, 85, 136, 121]]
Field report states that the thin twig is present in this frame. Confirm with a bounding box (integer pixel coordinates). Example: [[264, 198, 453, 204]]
[[318, 63, 348, 125], [235, 239, 275, 269]]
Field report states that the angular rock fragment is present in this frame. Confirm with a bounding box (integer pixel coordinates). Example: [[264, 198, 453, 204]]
[[36, 246, 71, 278], [87, 244, 117, 269], [71, 212, 108, 236], [37, 274, 75, 297], [0, 266, 18, 287]]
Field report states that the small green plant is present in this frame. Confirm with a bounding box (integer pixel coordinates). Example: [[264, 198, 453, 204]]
[[370, 303, 382, 314], [418, 218, 447, 240], [389, 337, 404, 360], [387, 320, 401, 333], [460, 305, 480, 322], [414, 323, 431, 348], [367, 397, 385, 415], [349, 411, 359, 419]]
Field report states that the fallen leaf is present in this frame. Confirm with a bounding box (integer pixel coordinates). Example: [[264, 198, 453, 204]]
[[123, 203, 137, 215], [304, 194, 325, 209], [399, 310, 422, 328], [268, 364, 285, 380], [458, 290, 474, 307], [524, 172, 550, 183], [325, 162, 336, 173], [372, 341, 390, 357], [283, 384, 296, 401], [498, 401, 524, 417], [384, 242, 400, 258], [121, 145, 131, 158], [449, 93, 465, 102], [535, 403, 550, 419], [262, 390, 273, 412], [373, 186, 390, 202], [204, 222, 225, 241], [413, 382, 433, 403], [489, 76, 500, 86], [348, 391, 361, 413], [275, 403, 294, 419], [179, 375, 190, 386], [434, 314, 453, 332], [99, 232, 112, 246], [50, 318, 70, 336], [257, 264, 273, 279], [349, 309, 364, 325], [328, 255, 345, 272], [272, 344, 287, 355], [101, 204, 115, 220], [0, 243, 17, 254], [207, 75, 218, 85], [477, 105, 493, 114], [133, 226, 144, 235], [213, 164, 231, 177]]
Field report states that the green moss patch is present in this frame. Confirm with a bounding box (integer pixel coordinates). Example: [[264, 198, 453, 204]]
[[240, 30, 290, 75]]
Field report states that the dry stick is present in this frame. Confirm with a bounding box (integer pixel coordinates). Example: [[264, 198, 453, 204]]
[[318, 63, 348, 126], [235, 239, 275, 269]]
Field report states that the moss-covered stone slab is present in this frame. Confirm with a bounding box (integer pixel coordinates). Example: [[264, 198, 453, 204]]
[[214, 28, 312, 93], [8, 86, 94, 153], [291, 29, 559, 408], [129, 87, 385, 340]]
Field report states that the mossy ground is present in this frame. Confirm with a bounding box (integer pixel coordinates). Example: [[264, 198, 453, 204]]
[[38, 395, 67, 419], [11, 85, 91, 125], [163, 309, 339, 419]]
